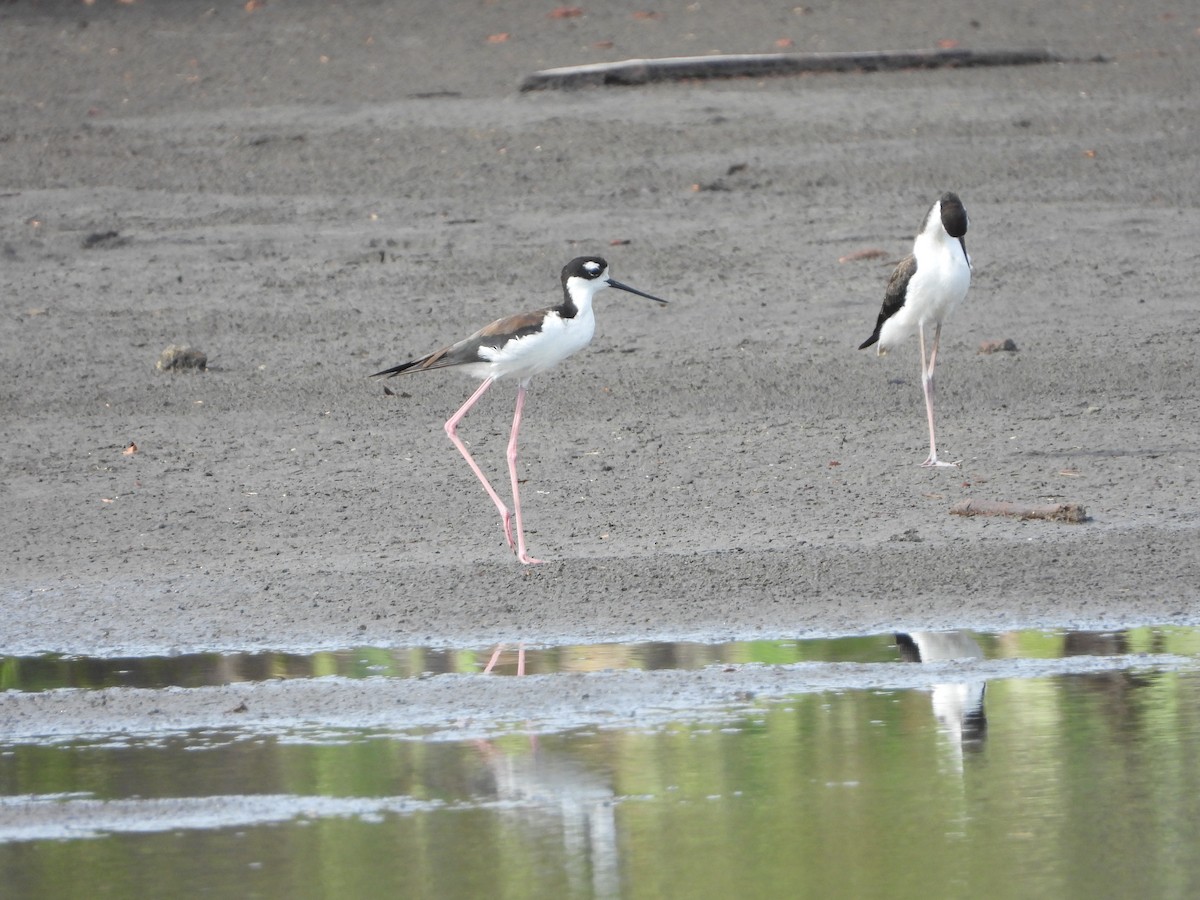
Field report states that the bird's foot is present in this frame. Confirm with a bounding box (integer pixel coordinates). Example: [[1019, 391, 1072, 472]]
[[921, 455, 961, 469], [517, 550, 545, 565]]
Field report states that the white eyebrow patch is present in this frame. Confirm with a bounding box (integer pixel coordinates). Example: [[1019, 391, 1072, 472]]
[[583, 261, 601, 275]]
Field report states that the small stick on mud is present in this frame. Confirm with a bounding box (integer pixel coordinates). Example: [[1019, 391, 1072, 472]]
[[950, 499, 1088, 523]]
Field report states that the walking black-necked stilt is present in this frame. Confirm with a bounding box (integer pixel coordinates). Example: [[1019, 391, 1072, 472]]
[[859, 192, 972, 467], [373, 256, 668, 567]]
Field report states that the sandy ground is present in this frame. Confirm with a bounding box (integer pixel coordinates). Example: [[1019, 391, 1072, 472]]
[[3, 0, 1200, 692]]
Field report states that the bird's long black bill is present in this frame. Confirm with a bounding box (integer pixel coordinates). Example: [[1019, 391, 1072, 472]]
[[607, 278, 669, 305]]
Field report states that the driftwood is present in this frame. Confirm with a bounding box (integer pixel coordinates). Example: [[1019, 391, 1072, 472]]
[[950, 499, 1088, 523], [978, 338, 1019, 353], [520, 47, 1077, 91], [156, 344, 208, 372]]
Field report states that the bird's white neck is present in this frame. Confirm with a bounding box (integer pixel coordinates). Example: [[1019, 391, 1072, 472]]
[[563, 275, 606, 319]]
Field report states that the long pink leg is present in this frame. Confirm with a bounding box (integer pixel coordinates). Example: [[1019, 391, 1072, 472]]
[[481, 640, 527, 675], [483, 642, 505, 674], [919, 322, 958, 468], [444, 378, 515, 548], [508, 383, 544, 565]]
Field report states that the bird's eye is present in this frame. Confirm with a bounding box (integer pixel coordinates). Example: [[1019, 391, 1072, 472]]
[[583, 261, 601, 277]]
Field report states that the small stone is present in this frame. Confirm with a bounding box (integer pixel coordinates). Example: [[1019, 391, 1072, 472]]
[[156, 344, 208, 372], [978, 338, 1019, 354], [82, 230, 129, 249]]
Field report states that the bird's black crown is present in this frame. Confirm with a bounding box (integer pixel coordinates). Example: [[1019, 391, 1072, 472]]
[[939, 192, 968, 238], [563, 256, 608, 284]]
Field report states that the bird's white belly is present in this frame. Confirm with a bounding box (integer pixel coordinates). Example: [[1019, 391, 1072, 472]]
[[878, 248, 970, 352], [913, 252, 971, 321]]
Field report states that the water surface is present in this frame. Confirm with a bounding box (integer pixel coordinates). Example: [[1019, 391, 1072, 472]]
[[3, 627, 1199, 898]]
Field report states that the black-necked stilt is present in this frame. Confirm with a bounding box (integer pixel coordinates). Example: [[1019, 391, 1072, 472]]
[[859, 192, 972, 467], [373, 256, 668, 567]]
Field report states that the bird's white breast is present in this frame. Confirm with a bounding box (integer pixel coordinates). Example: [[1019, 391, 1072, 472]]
[[480, 308, 596, 381], [878, 232, 971, 352], [910, 230, 971, 321]]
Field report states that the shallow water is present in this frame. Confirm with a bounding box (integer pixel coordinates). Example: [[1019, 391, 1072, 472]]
[[3, 628, 1182, 689], [0, 635, 907, 691], [3, 627, 1200, 898]]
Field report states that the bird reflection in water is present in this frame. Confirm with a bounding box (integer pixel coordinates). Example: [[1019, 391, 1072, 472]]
[[896, 631, 988, 755], [473, 736, 619, 898]]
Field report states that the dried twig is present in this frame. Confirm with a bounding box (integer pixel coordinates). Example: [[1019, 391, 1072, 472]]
[[521, 47, 1079, 91], [950, 499, 1088, 523]]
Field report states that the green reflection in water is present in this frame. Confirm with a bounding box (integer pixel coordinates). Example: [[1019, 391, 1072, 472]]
[[9, 627, 1191, 691], [1, 639, 901, 691], [4, 652, 1200, 898]]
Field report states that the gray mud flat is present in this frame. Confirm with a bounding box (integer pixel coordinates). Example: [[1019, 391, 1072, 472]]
[[3, 0, 1200, 741]]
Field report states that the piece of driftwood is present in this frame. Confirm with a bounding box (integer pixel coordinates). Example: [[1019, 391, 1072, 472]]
[[156, 344, 208, 372], [978, 338, 1019, 353], [950, 499, 1088, 523], [520, 47, 1075, 91]]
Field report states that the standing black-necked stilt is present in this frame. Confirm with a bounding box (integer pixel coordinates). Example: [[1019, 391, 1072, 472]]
[[859, 192, 972, 467], [373, 256, 668, 567]]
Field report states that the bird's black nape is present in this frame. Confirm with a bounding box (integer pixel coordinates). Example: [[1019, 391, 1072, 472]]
[[938, 192, 968, 239]]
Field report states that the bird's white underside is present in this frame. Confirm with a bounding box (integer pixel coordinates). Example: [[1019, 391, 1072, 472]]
[[877, 222, 971, 353], [473, 308, 597, 382]]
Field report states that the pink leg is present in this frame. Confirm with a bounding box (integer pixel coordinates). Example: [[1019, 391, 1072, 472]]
[[483, 642, 505, 674], [920, 323, 958, 468], [444, 378, 514, 548], [508, 383, 544, 565], [481, 641, 527, 676]]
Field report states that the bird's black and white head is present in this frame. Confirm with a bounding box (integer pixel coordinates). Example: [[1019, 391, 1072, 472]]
[[560, 256, 668, 315], [937, 191, 968, 239], [561, 256, 610, 298], [917, 191, 970, 266]]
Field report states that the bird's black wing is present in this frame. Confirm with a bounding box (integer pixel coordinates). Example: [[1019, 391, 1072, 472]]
[[858, 255, 917, 350], [372, 307, 553, 377]]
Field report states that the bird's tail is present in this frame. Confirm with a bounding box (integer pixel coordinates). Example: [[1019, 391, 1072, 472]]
[[371, 357, 426, 378]]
